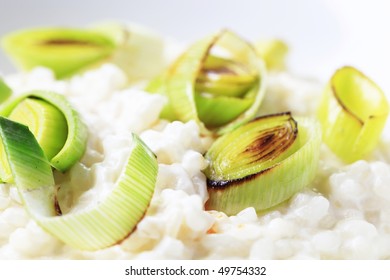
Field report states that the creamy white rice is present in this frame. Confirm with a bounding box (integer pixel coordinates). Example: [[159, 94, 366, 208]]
[[1, 62, 390, 260]]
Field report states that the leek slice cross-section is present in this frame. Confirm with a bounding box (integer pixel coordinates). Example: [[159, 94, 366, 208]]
[[0, 90, 87, 172], [0, 117, 158, 250], [317, 66, 389, 163], [204, 112, 321, 216]]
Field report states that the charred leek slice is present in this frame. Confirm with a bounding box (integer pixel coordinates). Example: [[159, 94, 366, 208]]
[[204, 112, 321, 215], [0, 117, 157, 250], [0, 78, 12, 103], [147, 30, 267, 135], [0, 90, 87, 172], [1, 28, 116, 78], [317, 66, 389, 163]]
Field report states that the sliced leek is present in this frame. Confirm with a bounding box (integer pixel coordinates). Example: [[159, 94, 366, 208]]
[[195, 55, 258, 97], [1, 28, 116, 79], [317, 66, 389, 163], [254, 39, 288, 71], [0, 90, 87, 172], [0, 78, 12, 103], [0, 117, 158, 250], [204, 112, 321, 215], [147, 30, 267, 135]]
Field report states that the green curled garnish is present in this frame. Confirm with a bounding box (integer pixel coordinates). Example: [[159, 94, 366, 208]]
[[0, 117, 157, 250], [147, 29, 267, 135], [317, 66, 389, 163], [204, 112, 321, 215]]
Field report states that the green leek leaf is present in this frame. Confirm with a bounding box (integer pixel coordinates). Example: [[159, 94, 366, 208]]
[[147, 30, 267, 135], [255, 39, 289, 71], [0, 116, 157, 250], [0, 90, 87, 172]]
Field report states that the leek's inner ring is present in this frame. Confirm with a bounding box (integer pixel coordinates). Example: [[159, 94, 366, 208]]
[[9, 97, 68, 161], [206, 112, 299, 181]]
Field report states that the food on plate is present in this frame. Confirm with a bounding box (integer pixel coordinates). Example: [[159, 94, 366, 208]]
[[2, 28, 116, 79], [1, 23, 165, 81], [204, 112, 321, 215], [0, 79, 11, 103], [146, 30, 267, 135], [0, 22, 389, 259], [317, 66, 389, 163]]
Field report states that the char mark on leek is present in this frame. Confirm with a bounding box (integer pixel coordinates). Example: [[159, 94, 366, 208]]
[[207, 168, 273, 190], [40, 39, 99, 46], [242, 115, 297, 163]]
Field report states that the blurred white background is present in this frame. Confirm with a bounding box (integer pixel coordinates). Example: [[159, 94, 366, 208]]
[[1, 0, 389, 93]]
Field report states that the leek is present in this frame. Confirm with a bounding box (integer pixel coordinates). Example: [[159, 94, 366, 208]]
[[1, 23, 165, 81], [147, 30, 267, 135], [0, 117, 157, 250], [0, 90, 87, 172], [90, 22, 165, 82], [317, 66, 389, 162], [204, 112, 321, 215], [0, 78, 12, 103], [255, 39, 288, 71], [9, 98, 68, 161]]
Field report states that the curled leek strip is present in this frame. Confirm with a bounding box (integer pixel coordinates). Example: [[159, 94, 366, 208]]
[[1, 28, 116, 78], [0, 90, 87, 172], [147, 30, 267, 135], [0, 117, 158, 250], [0, 78, 12, 103], [204, 112, 321, 215], [317, 66, 389, 163]]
